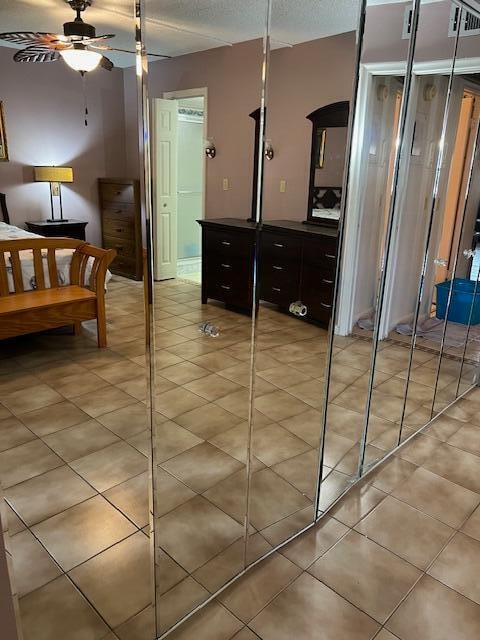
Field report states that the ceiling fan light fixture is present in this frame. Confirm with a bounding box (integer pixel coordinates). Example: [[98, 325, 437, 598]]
[[60, 47, 101, 72]]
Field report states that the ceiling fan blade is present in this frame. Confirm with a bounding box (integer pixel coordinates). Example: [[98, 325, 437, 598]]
[[0, 32, 56, 46], [84, 34, 116, 43], [90, 43, 171, 59], [13, 46, 60, 63], [99, 55, 114, 71]]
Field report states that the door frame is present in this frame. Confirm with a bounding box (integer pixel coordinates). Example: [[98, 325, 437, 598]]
[[162, 87, 208, 225], [338, 57, 480, 338]]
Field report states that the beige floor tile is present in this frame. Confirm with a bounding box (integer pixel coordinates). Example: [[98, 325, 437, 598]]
[[156, 548, 187, 596], [191, 351, 242, 373], [116, 377, 149, 402], [317, 469, 352, 512], [367, 457, 417, 494], [71, 385, 137, 418], [156, 576, 209, 635], [392, 467, 480, 528], [115, 606, 154, 640], [43, 419, 120, 462], [32, 495, 136, 570], [154, 468, 196, 518], [255, 390, 312, 422], [18, 575, 109, 640], [70, 441, 147, 492], [193, 533, 271, 594], [279, 408, 323, 447], [219, 552, 302, 623], [387, 575, 480, 640], [249, 468, 312, 531], [161, 442, 243, 493], [96, 402, 148, 439], [462, 504, 480, 541], [355, 495, 453, 570], [253, 423, 312, 467], [422, 442, 480, 493], [165, 601, 243, 640], [156, 495, 244, 572], [0, 373, 43, 395], [4, 503, 26, 535], [160, 361, 211, 385], [447, 423, 480, 456], [0, 440, 63, 488], [374, 631, 400, 640], [185, 373, 242, 402], [155, 420, 203, 463], [258, 366, 312, 390], [250, 572, 379, 640], [5, 465, 96, 526], [428, 532, 480, 604], [395, 434, 441, 466], [207, 422, 251, 464], [323, 430, 358, 469], [271, 449, 320, 500], [10, 529, 62, 596], [310, 530, 421, 623], [0, 416, 36, 452], [175, 403, 243, 440], [2, 383, 63, 416], [329, 483, 387, 527], [155, 387, 208, 419], [231, 628, 261, 640], [103, 472, 149, 528], [279, 516, 348, 570], [54, 371, 110, 399], [19, 400, 91, 437], [70, 532, 151, 628], [92, 362, 146, 385]]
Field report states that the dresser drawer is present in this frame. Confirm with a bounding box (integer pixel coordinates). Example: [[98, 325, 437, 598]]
[[103, 234, 136, 259], [103, 217, 135, 240], [204, 229, 253, 259], [260, 278, 297, 308], [261, 232, 302, 261], [102, 205, 135, 221], [110, 255, 138, 276], [100, 183, 135, 204], [303, 237, 337, 269], [206, 280, 252, 309]]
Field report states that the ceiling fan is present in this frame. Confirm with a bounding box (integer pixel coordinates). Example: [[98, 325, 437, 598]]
[[0, 0, 171, 74]]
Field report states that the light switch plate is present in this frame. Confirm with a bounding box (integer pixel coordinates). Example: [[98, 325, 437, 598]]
[[280, 179, 286, 193], [222, 178, 229, 191]]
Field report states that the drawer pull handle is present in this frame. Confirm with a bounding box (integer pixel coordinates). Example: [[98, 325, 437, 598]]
[[221, 241, 231, 246], [221, 285, 231, 291], [221, 263, 232, 269], [273, 265, 283, 271], [273, 243, 284, 248], [116, 210, 122, 214], [115, 228, 123, 233], [325, 253, 336, 260], [321, 302, 332, 309], [322, 278, 334, 284], [272, 287, 281, 292]]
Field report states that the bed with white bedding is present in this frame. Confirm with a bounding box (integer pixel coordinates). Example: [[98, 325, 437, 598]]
[[0, 221, 111, 291]]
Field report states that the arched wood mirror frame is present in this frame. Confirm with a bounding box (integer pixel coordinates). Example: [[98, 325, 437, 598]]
[[306, 100, 349, 225]]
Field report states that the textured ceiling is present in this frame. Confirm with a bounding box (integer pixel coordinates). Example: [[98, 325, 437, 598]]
[[0, 0, 360, 67]]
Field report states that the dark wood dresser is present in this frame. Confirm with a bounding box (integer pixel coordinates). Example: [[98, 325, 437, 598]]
[[98, 178, 142, 280], [198, 218, 338, 324], [199, 218, 256, 312]]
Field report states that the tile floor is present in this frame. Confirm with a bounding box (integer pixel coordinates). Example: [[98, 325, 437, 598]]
[[1, 275, 480, 639]]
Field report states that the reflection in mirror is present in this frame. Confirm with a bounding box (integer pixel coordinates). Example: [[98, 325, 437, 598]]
[[248, 0, 359, 557], [0, 2, 151, 639], [319, 0, 412, 510], [142, 1, 268, 635]]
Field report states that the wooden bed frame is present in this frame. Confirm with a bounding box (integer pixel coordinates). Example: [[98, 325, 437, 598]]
[[0, 238, 115, 347]]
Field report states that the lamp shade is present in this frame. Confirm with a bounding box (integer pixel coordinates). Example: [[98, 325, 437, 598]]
[[34, 166, 74, 183]]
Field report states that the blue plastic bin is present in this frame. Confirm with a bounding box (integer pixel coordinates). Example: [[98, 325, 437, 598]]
[[435, 278, 480, 325]]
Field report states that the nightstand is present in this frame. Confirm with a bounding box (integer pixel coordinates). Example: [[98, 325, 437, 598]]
[[25, 219, 88, 241]]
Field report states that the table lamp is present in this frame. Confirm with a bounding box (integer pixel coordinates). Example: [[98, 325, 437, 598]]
[[34, 166, 74, 222]]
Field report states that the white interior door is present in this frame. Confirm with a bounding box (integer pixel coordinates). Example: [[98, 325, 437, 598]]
[[153, 98, 178, 280]]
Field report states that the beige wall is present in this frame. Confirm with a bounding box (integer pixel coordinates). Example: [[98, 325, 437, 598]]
[[124, 32, 357, 222], [0, 46, 128, 245]]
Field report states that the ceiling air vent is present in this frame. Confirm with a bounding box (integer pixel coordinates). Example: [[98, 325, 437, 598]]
[[449, 5, 480, 37], [402, 6, 413, 39]]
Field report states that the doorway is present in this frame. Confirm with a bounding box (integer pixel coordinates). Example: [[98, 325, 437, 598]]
[[153, 89, 207, 282]]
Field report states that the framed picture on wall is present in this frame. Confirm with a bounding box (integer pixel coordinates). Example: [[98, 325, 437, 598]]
[[0, 102, 9, 162]]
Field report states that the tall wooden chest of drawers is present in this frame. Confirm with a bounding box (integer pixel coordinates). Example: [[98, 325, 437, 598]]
[[98, 178, 142, 280]]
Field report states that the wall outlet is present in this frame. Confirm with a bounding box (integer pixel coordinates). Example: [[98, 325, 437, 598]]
[[280, 179, 286, 193], [222, 178, 229, 191]]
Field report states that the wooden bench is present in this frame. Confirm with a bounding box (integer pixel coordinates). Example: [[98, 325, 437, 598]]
[[0, 238, 115, 348]]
